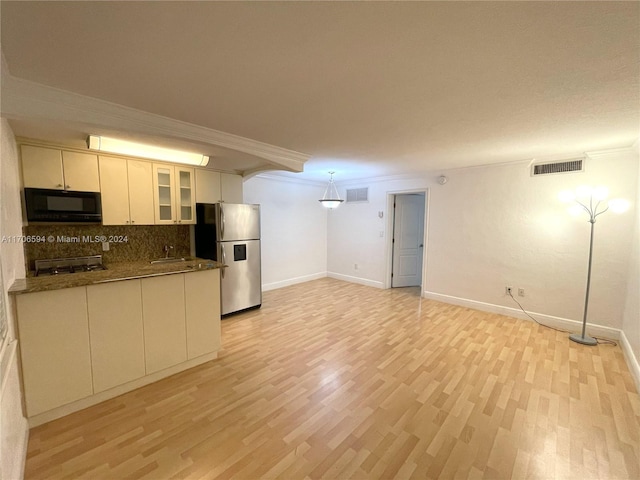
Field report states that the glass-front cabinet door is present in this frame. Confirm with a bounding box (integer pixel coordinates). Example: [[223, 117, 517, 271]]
[[152, 164, 196, 225], [175, 167, 195, 224], [153, 164, 176, 224]]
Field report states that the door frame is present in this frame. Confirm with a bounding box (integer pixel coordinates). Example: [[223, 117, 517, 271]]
[[384, 188, 430, 295]]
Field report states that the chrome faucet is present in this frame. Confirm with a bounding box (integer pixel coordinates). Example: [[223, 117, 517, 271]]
[[163, 245, 175, 259]]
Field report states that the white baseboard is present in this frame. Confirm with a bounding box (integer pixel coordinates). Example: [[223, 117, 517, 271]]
[[620, 330, 640, 393], [262, 272, 327, 292], [327, 272, 384, 289], [422, 290, 640, 391], [422, 291, 621, 340]]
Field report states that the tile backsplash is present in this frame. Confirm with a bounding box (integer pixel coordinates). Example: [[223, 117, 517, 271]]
[[23, 224, 191, 273]]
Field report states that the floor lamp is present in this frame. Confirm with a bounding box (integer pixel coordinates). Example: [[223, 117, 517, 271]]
[[559, 186, 629, 346]]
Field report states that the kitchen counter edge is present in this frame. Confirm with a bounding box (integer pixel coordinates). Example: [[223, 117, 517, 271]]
[[9, 259, 225, 295]]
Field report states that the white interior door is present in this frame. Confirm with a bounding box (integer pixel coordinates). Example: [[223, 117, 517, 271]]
[[392, 194, 425, 287]]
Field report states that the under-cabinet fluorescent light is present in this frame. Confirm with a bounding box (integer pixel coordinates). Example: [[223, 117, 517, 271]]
[[87, 135, 209, 166]]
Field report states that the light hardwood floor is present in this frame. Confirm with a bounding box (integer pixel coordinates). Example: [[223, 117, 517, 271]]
[[24, 278, 639, 479]]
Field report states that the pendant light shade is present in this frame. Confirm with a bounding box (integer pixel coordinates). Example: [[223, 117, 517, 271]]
[[319, 171, 344, 209]]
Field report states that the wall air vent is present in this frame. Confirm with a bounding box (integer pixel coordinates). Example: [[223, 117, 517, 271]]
[[531, 158, 584, 176], [346, 187, 369, 203]]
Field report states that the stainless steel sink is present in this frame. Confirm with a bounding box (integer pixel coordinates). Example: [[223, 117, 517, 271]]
[[150, 257, 187, 264]]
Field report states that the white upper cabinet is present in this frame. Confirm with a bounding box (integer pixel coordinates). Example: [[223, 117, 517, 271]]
[[153, 164, 175, 224], [21, 145, 99, 191], [221, 173, 243, 203], [153, 164, 196, 224], [195, 169, 221, 203], [21, 146, 63, 190], [99, 156, 130, 225], [99, 156, 155, 225], [127, 160, 155, 224], [195, 170, 243, 204], [61, 151, 101, 191], [176, 166, 195, 223]]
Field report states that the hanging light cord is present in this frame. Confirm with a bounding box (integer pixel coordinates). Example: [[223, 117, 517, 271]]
[[507, 291, 617, 346]]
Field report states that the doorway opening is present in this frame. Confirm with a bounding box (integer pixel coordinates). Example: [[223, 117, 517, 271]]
[[389, 192, 427, 290]]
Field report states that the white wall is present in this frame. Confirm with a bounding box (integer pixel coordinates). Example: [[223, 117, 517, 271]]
[[243, 175, 328, 291], [0, 118, 29, 480], [328, 149, 639, 332], [622, 146, 640, 378], [328, 178, 429, 288]]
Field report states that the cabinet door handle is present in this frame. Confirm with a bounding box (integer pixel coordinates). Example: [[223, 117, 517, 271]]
[[131, 220, 135, 224], [56, 183, 63, 188], [65, 185, 70, 189]]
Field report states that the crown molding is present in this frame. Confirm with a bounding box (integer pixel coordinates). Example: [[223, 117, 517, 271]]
[[336, 144, 639, 186], [0, 73, 309, 173], [585, 144, 638, 160], [252, 172, 328, 187]]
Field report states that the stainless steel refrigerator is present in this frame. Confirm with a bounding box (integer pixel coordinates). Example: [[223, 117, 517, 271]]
[[195, 203, 261, 316]]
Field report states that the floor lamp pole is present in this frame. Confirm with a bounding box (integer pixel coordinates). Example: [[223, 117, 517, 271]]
[[569, 217, 598, 346]]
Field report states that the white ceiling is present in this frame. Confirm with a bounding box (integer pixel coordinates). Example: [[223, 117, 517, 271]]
[[1, 1, 638, 182]]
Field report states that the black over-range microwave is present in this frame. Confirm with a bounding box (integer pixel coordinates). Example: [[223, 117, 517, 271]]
[[24, 188, 102, 223]]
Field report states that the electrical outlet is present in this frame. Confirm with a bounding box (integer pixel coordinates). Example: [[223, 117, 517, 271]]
[[505, 286, 512, 295], [102, 241, 110, 252], [518, 288, 525, 297]]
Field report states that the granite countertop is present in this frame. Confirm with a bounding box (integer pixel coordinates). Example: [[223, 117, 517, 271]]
[[9, 258, 224, 295]]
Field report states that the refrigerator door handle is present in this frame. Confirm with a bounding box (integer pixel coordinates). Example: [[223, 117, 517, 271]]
[[220, 244, 226, 279], [220, 207, 225, 241]]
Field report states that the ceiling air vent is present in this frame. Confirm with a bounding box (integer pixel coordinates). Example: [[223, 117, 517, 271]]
[[531, 158, 584, 176], [346, 187, 369, 203]]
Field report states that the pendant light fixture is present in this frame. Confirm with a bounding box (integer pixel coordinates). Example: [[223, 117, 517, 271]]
[[319, 171, 344, 209]]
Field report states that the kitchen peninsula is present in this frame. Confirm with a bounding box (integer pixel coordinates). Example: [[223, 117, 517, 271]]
[[9, 257, 225, 427]]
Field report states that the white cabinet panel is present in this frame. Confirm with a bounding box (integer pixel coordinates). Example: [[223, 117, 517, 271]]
[[153, 164, 176, 224], [141, 275, 187, 373], [61, 151, 100, 192], [21, 145, 99, 192], [16, 287, 93, 416], [99, 156, 130, 225], [176, 167, 195, 224], [127, 160, 155, 225], [221, 173, 243, 203], [87, 280, 145, 393], [153, 164, 195, 224], [195, 169, 221, 204], [100, 157, 155, 225], [185, 270, 221, 359], [21, 145, 64, 190]]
